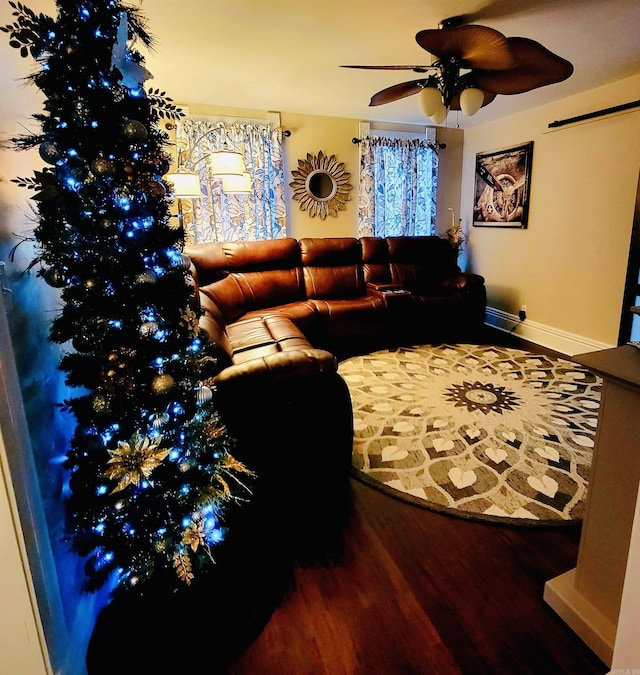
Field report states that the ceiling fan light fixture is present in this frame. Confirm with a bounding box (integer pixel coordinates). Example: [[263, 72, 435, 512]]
[[346, 17, 573, 120], [459, 87, 485, 116], [429, 103, 448, 125], [419, 86, 443, 117]]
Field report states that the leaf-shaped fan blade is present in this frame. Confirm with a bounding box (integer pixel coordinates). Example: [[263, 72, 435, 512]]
[[416, 25, 517, 71], [341, 65, 433, 72], [473, 37, 573, 94], [369, 80, 425, 107]]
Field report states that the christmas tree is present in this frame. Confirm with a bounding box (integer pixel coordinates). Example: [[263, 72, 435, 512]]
[[3, 0, 250, 593]]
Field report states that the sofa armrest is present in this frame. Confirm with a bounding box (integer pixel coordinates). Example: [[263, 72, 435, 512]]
[[367, 282, 404, 292], [441, 273, 485, 293], [212, 348, 337, 389], [366, 282, 411, 296]]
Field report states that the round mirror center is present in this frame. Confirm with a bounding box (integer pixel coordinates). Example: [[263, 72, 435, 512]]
[[306, 170, 336, 201]]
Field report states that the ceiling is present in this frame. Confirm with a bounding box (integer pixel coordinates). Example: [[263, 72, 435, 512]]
[[141, 0, 640, 129]]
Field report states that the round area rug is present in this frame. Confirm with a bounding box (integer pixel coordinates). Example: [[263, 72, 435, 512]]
[[338, 344, 602, 526]]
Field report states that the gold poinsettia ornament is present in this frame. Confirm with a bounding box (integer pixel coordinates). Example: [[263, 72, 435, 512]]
[[181, 520, 205, 552], [180, 305, 199, 332], [105, 432, 170, 493]]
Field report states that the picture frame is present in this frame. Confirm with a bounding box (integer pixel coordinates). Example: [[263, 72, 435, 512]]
[[473, 141, 533, 228]]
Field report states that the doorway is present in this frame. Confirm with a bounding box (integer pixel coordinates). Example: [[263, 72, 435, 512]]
[[618, 169, 640, 344]]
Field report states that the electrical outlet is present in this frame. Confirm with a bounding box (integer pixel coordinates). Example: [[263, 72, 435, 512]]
[[518, 305, 527, 321]]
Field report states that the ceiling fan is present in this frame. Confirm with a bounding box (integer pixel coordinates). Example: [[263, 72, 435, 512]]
[[342, 16, 574, 123]]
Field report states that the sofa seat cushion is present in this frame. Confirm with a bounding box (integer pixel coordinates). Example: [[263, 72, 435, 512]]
[[227, 315, 313, 364], [214, 347, 338, 389], [308, 296, 386, 340], [232, 339, 311, 364], [239, 300, 319, 336]]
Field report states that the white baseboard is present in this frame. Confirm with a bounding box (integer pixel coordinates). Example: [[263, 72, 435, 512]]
[[485, 306, 615, 356], [544, 569, 614, 667]]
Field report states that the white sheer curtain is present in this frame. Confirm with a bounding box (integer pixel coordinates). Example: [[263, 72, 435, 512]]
[[357, 136, 439, 237], [176, 118, 287, 243]]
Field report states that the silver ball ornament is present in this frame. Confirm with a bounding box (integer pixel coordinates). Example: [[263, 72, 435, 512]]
[[135, 271, 157, 285], [196, 385, 213, 405], [150, 412, 170, 430], [122, 119, 148, 142], [139, 321, 159, 338], [43, 266, 67, 288], [39, 141, 59, 164]]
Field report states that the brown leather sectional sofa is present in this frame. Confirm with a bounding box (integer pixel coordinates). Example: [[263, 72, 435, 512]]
[[186, 235, 485, 365], [184, 236, 486, 545]]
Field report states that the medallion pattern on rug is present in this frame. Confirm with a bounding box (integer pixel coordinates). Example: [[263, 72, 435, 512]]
[[338, 344, 602, 525]]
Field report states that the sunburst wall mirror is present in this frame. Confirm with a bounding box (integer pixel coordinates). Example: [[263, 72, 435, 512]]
[[289, 150, 352, 219]]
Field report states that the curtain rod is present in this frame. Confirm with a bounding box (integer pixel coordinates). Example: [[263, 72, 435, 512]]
[[351, 137, 446, 150], [164, 122, 291, 136], [548, 99, 640, 129]]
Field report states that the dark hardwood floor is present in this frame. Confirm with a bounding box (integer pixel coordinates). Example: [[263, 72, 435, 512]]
[[224, 332, 607, 675], [225, 479, 607, 675]]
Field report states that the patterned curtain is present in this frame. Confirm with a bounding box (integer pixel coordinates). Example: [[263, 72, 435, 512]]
[[357, 136, 438, 237], [176, 118, 287, 244]]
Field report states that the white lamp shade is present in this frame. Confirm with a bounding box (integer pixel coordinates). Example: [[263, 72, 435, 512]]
[[429, 102, 448, 125], [210, 149, 245, 176], [418, 87, 443, 117], [166, 172, 201, 198], [222, 172, 252, 194], [460, 87, 485, 116]]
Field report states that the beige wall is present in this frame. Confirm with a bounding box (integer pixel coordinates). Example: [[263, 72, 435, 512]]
[[435, 126, 464, 237], [461, 74, 640, 349], [280, 111, 360, 238]]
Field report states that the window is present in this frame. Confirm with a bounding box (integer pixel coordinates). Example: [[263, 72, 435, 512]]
[[357, 135, 438, 237], [176, 118, 287, 243]]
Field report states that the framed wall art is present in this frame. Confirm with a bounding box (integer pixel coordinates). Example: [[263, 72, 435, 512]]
[[473, 141, 533, 228]]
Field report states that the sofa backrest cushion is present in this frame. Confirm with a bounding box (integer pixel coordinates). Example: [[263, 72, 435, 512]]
[[186, 238, 305, 323], [386, 236, 459, 293], [360, 237, 391, 285], [185, 241, 241, 322], [180, 249, 234, 369], [185, 241, 229, 288], [197, 294, 233, 369], [299, 237, 365, 299]]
